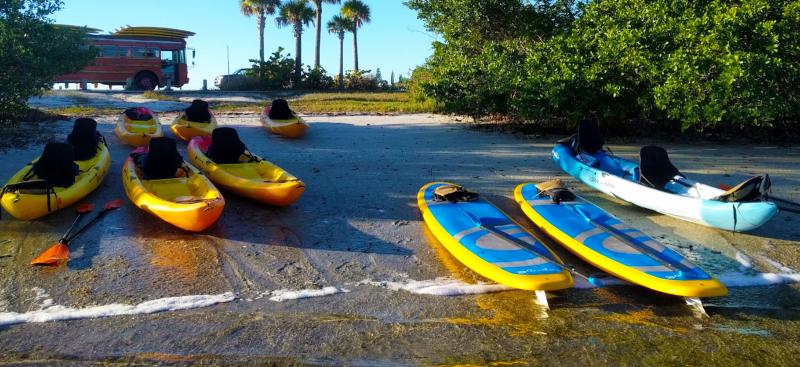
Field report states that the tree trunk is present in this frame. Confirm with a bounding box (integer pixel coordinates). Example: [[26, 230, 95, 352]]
[[258, 11, 266, 80], [259, 11, 266, 64], [294, 23, 303, 81], [338, 34, 344, 90], [314, 3, 322, 69], [352, 26, 359, 72]]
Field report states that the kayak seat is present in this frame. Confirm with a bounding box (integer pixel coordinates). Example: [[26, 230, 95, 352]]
[[639, 145, 681, 190], [268, 99, 294, 120], [136, 137, 184, 180], [31, 142, 79, 187], [713, 174, 771, 203], [207, 127, 247, 164], [124, 107, 154, 121], [185, 99, 211, 123], [67, 117, 101, 161], [577, 119, 604, 154]]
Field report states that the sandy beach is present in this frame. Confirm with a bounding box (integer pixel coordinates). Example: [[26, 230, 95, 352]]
[[0, 92, 799, 365]]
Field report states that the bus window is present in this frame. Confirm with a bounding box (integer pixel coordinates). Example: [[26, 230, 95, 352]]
[[145, 48, 160, 58], [161, 50, 174, 66], [100, 45, 116, 57], [132, 48, 147, 58], [118, 47, 131, 57], [178, 50, 186, 64]]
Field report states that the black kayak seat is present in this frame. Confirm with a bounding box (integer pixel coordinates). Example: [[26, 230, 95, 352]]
[[124, 107, 153, 121], [268, 99, 293, 120], [639, 145, 681, 189], [185, 99, 211, 123], [576, 119, 604, 154], [67, 117, 100, 161], [138, 137, 183, 180], [207, 127, 246, 164], [32, 142, 79, 187]]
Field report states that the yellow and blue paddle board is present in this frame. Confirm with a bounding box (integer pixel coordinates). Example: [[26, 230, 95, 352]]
[[417, 182, 573, 292], [514, 181, 727, 298]]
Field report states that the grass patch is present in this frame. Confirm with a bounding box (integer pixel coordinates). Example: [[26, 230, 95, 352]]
[[291, 92, 441, 114], [44, 106, 121, 116], [210, 92, 441, 115], [142, 91, 180, 102]]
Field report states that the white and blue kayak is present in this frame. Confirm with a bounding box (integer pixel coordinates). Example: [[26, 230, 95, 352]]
[[552, 142, 778, 232], [417, 182, 573, 305], [515, 181, 727, 298]]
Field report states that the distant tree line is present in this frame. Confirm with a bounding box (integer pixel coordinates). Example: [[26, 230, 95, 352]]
[[237, 0, 389, 91], [0, 0, 96, 123], [406, 0, 800, 131]]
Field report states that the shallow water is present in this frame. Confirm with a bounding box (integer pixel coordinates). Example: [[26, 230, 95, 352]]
[[0, 111, 799, 365]]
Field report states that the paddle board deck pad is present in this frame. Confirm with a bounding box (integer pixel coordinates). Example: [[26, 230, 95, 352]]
[[514, 181, 728, 298], [551, 143, 777, 232], [417, 182, 573, 295]]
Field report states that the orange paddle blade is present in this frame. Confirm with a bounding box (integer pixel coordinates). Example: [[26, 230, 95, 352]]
[[30, 243, 70, 266], [76, 203, 95, 213], [719, 184, 733, 190], [104, 199, 124, 210]]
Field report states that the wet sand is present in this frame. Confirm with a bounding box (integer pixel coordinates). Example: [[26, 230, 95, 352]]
[[0, 111, 799, 366]]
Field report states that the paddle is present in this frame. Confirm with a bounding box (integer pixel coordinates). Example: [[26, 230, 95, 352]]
[[31, 199, 124, 266], [718, 184, 800, 215], [30, 202, 94, 266]]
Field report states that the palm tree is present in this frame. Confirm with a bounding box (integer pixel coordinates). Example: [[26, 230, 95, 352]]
[[240, 0, 282, 68], [327, 15, 353, 90], [276, 0, 315, 80], [340, 0, 370, 71], [310, 0, 340, 70]]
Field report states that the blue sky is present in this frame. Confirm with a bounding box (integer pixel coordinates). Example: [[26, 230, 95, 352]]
[[52, 0, 436, 89]]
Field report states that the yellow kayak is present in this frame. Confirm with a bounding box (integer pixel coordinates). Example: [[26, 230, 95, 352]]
[[115, 111, 163, 147], [187, 133, 305, 206], [122, 146, 225, 232], [1, 142, 111, 220], [170, 114, 218, 141], [260, 107, 308, 138]]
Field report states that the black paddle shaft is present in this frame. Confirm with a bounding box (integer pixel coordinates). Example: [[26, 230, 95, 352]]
[[64, 208, 117, 244]]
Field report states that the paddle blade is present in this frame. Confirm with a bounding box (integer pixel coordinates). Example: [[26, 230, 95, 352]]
[[104, 199, 124, 211], [76, 203, 95, 213], [30, 243, 70, 266]]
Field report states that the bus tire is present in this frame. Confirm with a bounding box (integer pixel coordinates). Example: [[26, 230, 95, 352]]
[[134, 72, 158, 90]]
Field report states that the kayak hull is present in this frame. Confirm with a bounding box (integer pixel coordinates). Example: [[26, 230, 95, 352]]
[[552, 144, 777, 232], [122, 152, 224, 232], [171, 115, 218, 141], [260, 109, 308, 138], [1, 143, 111, 220], [115, 114, 163, 147], [515, 182, 727, 298], [187, 136, 305, 206], [417, 182, 573, 291]]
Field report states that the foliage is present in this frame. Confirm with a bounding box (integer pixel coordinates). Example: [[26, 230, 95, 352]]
[[244, 47, 297, 89], [302, 66, 335, 89], [407, 0, 800, 130], [337, 69, 379, 90], [0, 0, 97, 123]]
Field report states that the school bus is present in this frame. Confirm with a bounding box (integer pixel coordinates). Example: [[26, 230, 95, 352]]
[[55, 27, 194, 90]]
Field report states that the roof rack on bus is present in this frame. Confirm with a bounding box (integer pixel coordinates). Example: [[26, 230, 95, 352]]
[[113, 26, 195, 39]]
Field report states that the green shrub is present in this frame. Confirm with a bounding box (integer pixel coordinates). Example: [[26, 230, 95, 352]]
[[407, 0, 800, 131], [0, 0, 97, 123]]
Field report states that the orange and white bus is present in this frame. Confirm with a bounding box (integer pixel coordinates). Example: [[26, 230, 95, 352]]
[[56, 27, 194, 90]]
